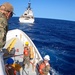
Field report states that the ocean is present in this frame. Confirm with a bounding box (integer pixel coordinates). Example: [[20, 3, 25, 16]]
[[9, 17, 75, 75]]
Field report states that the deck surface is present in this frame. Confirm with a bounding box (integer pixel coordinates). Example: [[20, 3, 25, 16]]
[[4, 38, 39, 75]]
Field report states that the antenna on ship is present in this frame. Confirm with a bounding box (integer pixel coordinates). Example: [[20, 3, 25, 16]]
[[27, 0, 31, 10], [29, 0, 30, 3]]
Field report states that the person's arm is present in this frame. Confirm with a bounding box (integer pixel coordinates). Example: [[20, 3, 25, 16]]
[[0, 15, 7, 49], [45, 65, 50, 72], [43, 65, 50, 75]]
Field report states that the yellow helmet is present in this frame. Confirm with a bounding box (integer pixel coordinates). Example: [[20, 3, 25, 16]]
[[25, 41, 29, 45]]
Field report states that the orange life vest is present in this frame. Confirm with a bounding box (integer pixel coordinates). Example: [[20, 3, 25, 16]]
[[24, 47, 29, 56], [38, 62, 46, 74]]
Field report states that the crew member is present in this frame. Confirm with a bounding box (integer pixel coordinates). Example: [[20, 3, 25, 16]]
[[38, 55, 50, 75], [0, 2, 14, 50], [23, 41, 30, 69], [5, 57, 16, 75]]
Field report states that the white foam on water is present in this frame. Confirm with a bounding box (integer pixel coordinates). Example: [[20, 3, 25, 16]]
[[50, 67, 60, 75]]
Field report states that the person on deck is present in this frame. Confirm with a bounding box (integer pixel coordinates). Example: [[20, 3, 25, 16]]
[[0, 2, 14, 50], [5, 57, 16, 75], [23, 41, 30, 69], [38, 55, 50, 75]]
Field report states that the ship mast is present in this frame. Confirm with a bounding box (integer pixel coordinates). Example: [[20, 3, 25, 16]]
[[27, 0, 31, 10]]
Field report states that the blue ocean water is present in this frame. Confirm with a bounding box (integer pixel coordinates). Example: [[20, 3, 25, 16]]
[[9, 17, 75, 75]]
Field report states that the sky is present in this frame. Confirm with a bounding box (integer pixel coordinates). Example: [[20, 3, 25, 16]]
[[0, 0, 75, 21]]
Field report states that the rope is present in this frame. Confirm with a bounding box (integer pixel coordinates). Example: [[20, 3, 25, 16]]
[[22, 67, 29, 75], [4, 54, 23, 59]]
